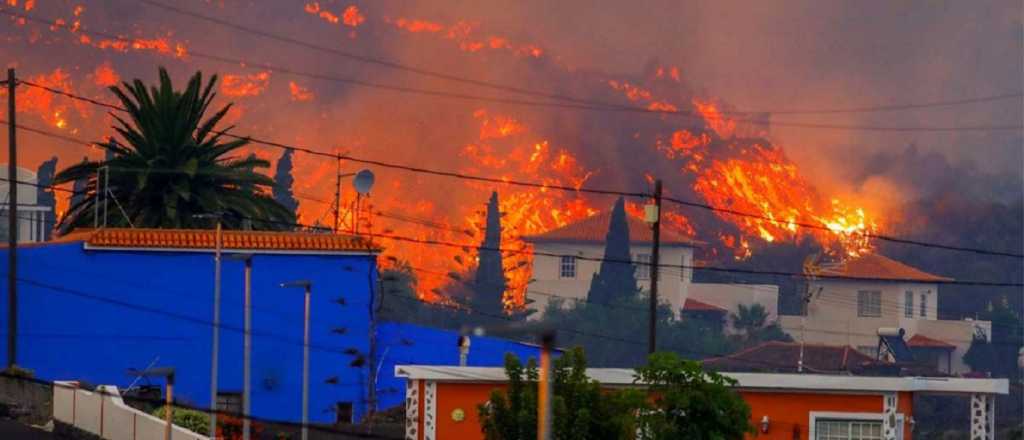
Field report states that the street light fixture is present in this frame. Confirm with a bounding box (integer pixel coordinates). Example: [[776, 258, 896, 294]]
[[127, 366, 176, 440], [226, 253, 254, 440], [193, 213, 224, 438], [280, 280, 313, 440]]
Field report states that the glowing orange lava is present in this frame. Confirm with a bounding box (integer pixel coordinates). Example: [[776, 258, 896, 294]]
[[220, 71, 270, 97]]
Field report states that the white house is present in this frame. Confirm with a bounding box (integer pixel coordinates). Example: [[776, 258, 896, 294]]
[[779, 253, 991, 374], [0, 166, 52, 243], [523, 211, 778, 328]]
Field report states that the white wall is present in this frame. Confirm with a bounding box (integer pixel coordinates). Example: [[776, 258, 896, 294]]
[[526, 241, 693, 318], [805, 280, 939, 323], [0, 166, 51, 243], [53, 382, 209, 440]]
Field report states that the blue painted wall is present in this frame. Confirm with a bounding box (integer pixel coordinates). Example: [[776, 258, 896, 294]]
[[373, 322, 547, 411], [0, 242, 377, 423]]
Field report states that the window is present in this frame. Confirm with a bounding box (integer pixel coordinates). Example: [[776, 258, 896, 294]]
[[634, 254, 651, 280], [904, 291, 913, 318], [920, 292, 928, 318], [559, 256, 576, 279], [216, 392, 242, 415], [857, 291, 882, 317], [815, 419, 883, 440], [335, 402, 354, 424]]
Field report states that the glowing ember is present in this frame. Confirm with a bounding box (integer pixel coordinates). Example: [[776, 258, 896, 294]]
[[220, 71, 270, 97], [288, 81, 315, 102], [91, 62, 119, 87], [389, 16, 543, 58], [342, 6, 365, 28]]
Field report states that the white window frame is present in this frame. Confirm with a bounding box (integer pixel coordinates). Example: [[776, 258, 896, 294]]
[[903, 291, 913, 318], [857, 290, 882, 318], [559, 256, 576, 279], [809, 411, 904, 440], [634, 254, 651, 280]]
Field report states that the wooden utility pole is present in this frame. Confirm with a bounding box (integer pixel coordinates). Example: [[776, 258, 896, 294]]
[[647, 180, 662, 355], [6, 68, 17, 369]]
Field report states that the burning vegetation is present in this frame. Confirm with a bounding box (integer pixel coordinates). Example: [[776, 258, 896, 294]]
[[5, 1, 885, 306]]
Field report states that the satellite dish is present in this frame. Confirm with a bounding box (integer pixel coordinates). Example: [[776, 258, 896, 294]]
[[353, 169, 375, 195]]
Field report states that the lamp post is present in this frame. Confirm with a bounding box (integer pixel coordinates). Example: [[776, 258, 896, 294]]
[[193, 213, 224, 438], [128, 366, 176, 440], [227, 254, 254, 440], [280, 280, 312, 440]]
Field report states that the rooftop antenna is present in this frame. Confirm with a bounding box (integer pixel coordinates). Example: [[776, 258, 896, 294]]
[[352, 169, 375, 234]]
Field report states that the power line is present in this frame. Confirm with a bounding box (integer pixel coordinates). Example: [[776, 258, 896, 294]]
[[134, 0, 1024, 117], [2, 171, 1021, 287], [7, 108, 1023, 260], [5, 8, 1024, 132]]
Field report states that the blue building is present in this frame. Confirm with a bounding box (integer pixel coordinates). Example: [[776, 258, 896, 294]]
[[1, 228, 546, 424]]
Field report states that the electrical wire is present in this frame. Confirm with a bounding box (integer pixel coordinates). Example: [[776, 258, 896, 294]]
[[6, 108, 1023, 260], [4, 8, 1023, 132], [135, 0, 1024, 117]]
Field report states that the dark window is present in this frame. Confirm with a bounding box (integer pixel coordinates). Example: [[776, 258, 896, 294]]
[[335, 402, 353, 424], [559, 256, 576, 279], [216, 392, 242, 415]]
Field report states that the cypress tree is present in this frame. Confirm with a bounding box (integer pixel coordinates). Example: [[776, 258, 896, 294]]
[[473, 191, 507, 318], [36, 156, 58, 240], [272, 148, 299, 218], [586, 197, 638, 304]]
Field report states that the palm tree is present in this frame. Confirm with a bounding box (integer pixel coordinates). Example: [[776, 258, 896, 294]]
[[54, 67, 295, 232], [730, 303, 768, 337]]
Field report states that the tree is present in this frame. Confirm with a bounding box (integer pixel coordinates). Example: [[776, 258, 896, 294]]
[[634, 352, 754, 439], [730, 303, 791, 348], [472, 191, 507, 319], [52, 67, 295, 232], [272, 148, 299, 219], [479, 348, 640, 440], [36, 156, 58, 240], [69, 156, 89, 209], [586, 197, 638, 305]]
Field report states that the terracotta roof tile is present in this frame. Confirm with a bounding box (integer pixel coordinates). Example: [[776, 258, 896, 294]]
[[702, 341, 884, 373], [819, 253, 952, 283], [906, 334, 956, 349], [523, 211, 703, 247], [56, 228, 379, 253], [683, 298, 727, 312]]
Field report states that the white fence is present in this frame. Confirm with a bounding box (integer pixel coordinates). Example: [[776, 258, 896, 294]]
[[53, 381, 209, 440]]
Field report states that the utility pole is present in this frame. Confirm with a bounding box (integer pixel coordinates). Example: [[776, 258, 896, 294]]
[[333, 157, 341, 233], [6, 68, 17, 369], [647, 180, 662, 355]]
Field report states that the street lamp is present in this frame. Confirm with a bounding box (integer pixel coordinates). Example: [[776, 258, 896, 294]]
[[193, 213, 224, 438], [227, 253, 254, 440], [127, 366, 176, 440], [280, 280, 313, 440]]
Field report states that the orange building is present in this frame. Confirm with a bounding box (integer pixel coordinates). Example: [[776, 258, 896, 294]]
[[395, 365, 1007, 440]]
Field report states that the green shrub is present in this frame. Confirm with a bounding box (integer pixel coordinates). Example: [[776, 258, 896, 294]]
[[150, 406, 210, 435]]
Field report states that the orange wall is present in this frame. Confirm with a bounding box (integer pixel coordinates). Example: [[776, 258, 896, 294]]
[[424, 383, 914, 440]]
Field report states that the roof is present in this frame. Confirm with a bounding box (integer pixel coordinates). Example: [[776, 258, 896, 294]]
[[907, 334, 956, 350], [683, 298, 727, 313], [48, 228, 379, 254], [523, 211, 703, 247], [394, 365, 1009, 395], [701, 341, 881, 374], [818, 253, 952, 283]]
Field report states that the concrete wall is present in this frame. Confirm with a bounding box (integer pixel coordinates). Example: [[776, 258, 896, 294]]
[[53, 382, 208, 440], [527, 241, 693, 316], [0, 166, 50, 243], [807, 280, 939, 323], [0, 242, 377, 423]]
